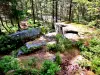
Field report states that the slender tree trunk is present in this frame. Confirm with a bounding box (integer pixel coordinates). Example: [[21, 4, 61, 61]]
[[16, 16, 20, 31], [0, 15, 9, 32], [77, 6, 80, 23], [55, 0, 58, 22], [69, 0, 72, 22], [10, 18, 14, 26], [31, 0, 35, 24], [52, 0, 55, 29]]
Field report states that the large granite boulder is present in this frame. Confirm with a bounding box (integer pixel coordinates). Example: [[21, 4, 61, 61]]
[[10, 28, 41, 40]]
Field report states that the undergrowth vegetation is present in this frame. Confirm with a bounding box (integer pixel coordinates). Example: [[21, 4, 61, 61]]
[[0, 56, 61, 75], [76, 37, 100, 74], [0, 35, 23, 54], [47, 34, 72, 52]]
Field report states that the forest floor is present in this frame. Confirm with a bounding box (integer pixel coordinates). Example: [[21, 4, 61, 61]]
[[18, 23, 97, 75], [1, 23, 98, 75]]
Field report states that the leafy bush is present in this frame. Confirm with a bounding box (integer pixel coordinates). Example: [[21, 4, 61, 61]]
[[91, 56, 100, 75], [55, 52, 62, 65], [40, 60, 61, 75], [0, 35, 23, 54], [27, 57, 38, 67], [47, 44, 57, 51], [14, 68, 39, 75], [19, 45, 42, 54], [40, 26, 48, 34], [89, 45, 100, 54], [0, 56, 21, 73], [47, 34, 72, 52], [88, 21, 97, 27], [78, 37, 100, 75], [28, 19, 41, 28], [55, 34, 72, 52], [81, 51, 93, 60], [89, 37, 100, 46], [76, 40, 89, 51]]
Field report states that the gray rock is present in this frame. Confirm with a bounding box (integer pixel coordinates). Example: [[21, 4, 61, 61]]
[[10, 28, 41, 39], [17, 50, 24, 57], [26, 40, 46, 49]]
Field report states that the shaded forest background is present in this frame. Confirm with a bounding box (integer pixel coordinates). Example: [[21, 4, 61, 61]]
[[0, 0, 100, 34]]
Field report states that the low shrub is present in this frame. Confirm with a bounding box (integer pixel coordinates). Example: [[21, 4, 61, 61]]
[[0, 56, 21, 73], [78, 37, 100, 75], [40, 60, 61, 75], [55, 34, 72, 52], [0, 35, 23, 54], [14, 68, 39, 75], [19, 45, 42, 54], [47, 44, 57, 51], [81, 51, 93, 60], [89, 37, 100, 46], [27, 57, 38, 67], [88, 20, 97, 27], [91, 56, 100, 75], [55, 52, 62, 65], [40, 26, 48, 34], [76, 40, 89, 51]]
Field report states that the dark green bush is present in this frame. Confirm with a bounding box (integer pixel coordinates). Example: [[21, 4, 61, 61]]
[[40, 60, 61, 75], [14, 68, 39, 75], [0, 56, 20, 73], [0, 35, 23, 54]]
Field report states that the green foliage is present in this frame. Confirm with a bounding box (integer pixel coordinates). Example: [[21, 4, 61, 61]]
[[0, 35, 23, 53], [40, 26, 48, 34], [27, 57, 38, 67], [55, 34, 72, 52], [0, 56, 20, 73], [55, 52, 62, 65], [78, 37, 100, 74], [47, 43, 57, 51], [81, 51, 93, 60], [89, 45, 100, 54], [14, 68, 39, 75], [88, 21, 97, 27], [47, 34, 72, 52], [89, 37, 100, 46], [91, 56, 100, 75], [40, 60, 61, 75], [28, 19, 40, 28], [19, 45, 42, 54], [76, 40, 88, 51]]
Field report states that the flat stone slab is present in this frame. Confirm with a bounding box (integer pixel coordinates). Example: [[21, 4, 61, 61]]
[[64, 33, 80, 41], [26, 40, 46, 49], [45, 32, 57, 38], [47, 41, 56, 45]]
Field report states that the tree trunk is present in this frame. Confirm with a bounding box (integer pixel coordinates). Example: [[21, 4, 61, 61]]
[[0, 15, 9, 32], [52, 0, 55, 29], [69, 0, 72, 22], [10, 18, 14, 26], [55, 0, 58, 22], [16, 16, 20, 31], [31, 0, 35, 24]]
